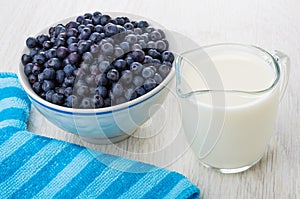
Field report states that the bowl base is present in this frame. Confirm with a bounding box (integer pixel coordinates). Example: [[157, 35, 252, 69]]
[[80, 134, 131, 145]]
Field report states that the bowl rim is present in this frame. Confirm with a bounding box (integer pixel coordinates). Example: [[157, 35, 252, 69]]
[[18, 12, 175, 114]]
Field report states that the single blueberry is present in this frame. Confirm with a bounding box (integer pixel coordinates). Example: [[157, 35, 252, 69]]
[[43, 68, 56, 80], [28, 74, 37, 84], [114, 47, 124, 58], [155, 40, 167, 51], [144, 78, 157, 92], [93, 94, 104, 108], [137, 21, 149, 28], [68, 52, 81, 66], [125, 34, 138, 44], [120, 41, 130, 53], [104, 23, 118, 37], [135, 86, 146, 96], [114, 59, 127, 71], [68, 43, 79, 53], [89, 32, 103, 43], [146, 41, 156, 49], [148, 49, 161, 59], [21, 54, 32, 66], [32, 64, 42, 75], [95, 25, 104, 33], [56, 70, 65, 84], [32, 82, 43, 94], [65, 95, 79, 108], [124, 87, 137, 101], [162, 51, 175, 62], [159, 64, 171, 78], [107, 69, 119, 81], [82, 52, 94, 64], [24, 63, 33, 76], [42, 41, 53, 50], [26, 37, 38, 48], [45, 90, 55, 102], [45, 48, 57, 59], [64, 75, 75, 86], [124, 22, 134, 30], [79, 27, 92, 40], [42, 80, 55, 92], [132, 49, 145, 62], [154, 73, 163, 84], [63, 64, 75, 77], [95, 73, 108, 86], [133, 75, 144, 87], [47, 58, 62, 70], [112, 83, 124, 97], [56, 46, 69, 59], [130, 62, 144, 75], [150, 31, 162, 41], [37, 34, 50, 46], [101, 42, 114, 56], [64, 87, 73, 97], [33, 54, 46, 65], [52, 93, 64, 105], [120, 70, 133, 85], [142, 67, 155, 79], [80, 97, 92, 109], [98, 60, 110, 73], [96, 86, 108, 98]]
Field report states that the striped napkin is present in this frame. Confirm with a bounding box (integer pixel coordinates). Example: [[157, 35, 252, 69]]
[[0, 72, 200, 199]]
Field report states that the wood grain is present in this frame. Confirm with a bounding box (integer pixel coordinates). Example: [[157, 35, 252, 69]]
[[1, 0, 299, 198]]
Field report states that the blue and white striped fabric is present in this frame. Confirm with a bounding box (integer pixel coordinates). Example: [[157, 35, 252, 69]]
[[0, 72, 200, 199]]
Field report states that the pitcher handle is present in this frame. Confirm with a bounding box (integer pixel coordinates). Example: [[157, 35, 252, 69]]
[[273, 51, 291, 101]]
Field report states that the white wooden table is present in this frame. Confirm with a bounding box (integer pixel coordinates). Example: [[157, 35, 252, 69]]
[[1, 0, 299, 198]]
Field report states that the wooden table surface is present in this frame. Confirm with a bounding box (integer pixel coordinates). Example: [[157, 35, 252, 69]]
[[1, 0, 299, 198]]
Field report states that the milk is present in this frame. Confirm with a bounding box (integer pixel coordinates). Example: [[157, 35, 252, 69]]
[[180, 51, 280, 170]]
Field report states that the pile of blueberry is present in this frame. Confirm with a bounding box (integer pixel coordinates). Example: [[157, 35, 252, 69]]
[[21, 11, 174, 109]]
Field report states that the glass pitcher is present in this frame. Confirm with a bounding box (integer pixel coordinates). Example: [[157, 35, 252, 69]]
[[175, 43, 290, 173]]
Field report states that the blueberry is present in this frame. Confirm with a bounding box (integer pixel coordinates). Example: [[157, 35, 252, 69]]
[[56, 70, 65, 84], [131, 49, 145, 62], [124, 87, 137, 101], [141, 33, 149, 42], [154, 73, 163, 84], [78, 41, 91, 54], [37, 34, 50, 46], [66, 28, 78, 37], [92, 14, 102, 25], [66, 21, 79, 29], [84, 13, 93, 19], [163, 61, 172, 67], [112, 83, 124, 97], [32, 82, 42, 93], [133, 28, 143, 35], [76, 15, 85, 24], [144, 78, 157, 92], [64, 75, 75, 86], [114, 47, 124, 58], [132, 43, 142, 51], [133, 75, 144, 87], [148, 49, 161, 59], [32, 64, 42, 75], [93, 11, 102, 16], [101, 42, 114, 56], [21, 54, 32, 65], [89, 32, 103, 43], [94, 74, 106, 86], [38, 72, 46, 81], [29, 48, 39, 57], [24, 63, 33, 76], [143, 55, 153, 64], [104, 97, 111, 107], [82, 52, 94, 64], [135, 86, 146, 96], [137, 21, 149, 28], [138, 40, 147, 49], [120, 70, 133, 85], [125, 56, 134, 66], [64, 87, 73, 97], [56, 46, 69, 59], [43, 68, 56, 79], [124, 22, 134, 30], [90, 44, 100, 54], [55, 38, 66, 47], [150, 31, 162, 41], [162, 51, 175, 62], [114, 59, 127, 71], [79, 27, 92, 40], [67, 36, 78, 45], [80, 97, 92, 109], [125, 34, 137, 44], [152, 59, 161, 66], [155, 40, 167, 51], [42, 41, 53, 50], [130, 62, 144, 75], [26, 37, 38, 48], [76, 84, 88, 97], [65, 95, 79, 107], [68, 43, 79, 53], [107, 69, 119, 81], [42, 80, 55, 92], [104, 23, 118, 37], [159, 64, 171, 77], [28, 74, 37, 84], [33, 54, 46, 65], [95, 25, 104, 33], [120, 41, 130, 53], [68, 52, 81, 66], [98, 61, 110, 73], [96, 86, 108, 98], [146, 41, 156, 49], [142, 67, 155, 79], [100, 15, 111, 26], [93, 94, 104, 108], [47, 58, 62, 70], [63, 64, 75, 77], [45, 90, 55, 102], [52, 93, 64, 105], [85, 74, 96, 86], [45, 49, 56, 59]]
